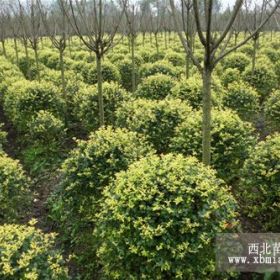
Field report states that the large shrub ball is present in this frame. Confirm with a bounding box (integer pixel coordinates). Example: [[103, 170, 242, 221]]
[[117, 59, 140, 92], [222, 52, 250, 72], [82, 61, 120, 84], [4, 80, 64, 132], [223, 81, 260, 121], [140, 61, 177, 78], [116, 98, 192, 153], [264, 90, 280, 132], [170, 109, 256, 182], [243, 64, 277, 102], [0, 221, 69, 280], [50, 127, 154, 277], [221, 68, 241, 87], [0, 153, 31, 223], [239, 134, 280, 231], [135, 74, 175, 100], [73, 82, 129, 131], [164, 51, 185, 66], [170, 76, 224, 109], [96, 154, 238, 280]]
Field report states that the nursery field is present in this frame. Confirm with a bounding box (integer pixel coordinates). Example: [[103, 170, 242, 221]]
[[0, 24, 280, 280]]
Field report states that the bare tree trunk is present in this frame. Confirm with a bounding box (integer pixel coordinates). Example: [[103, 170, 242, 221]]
[[202, 67, 212, 166], [96, 54, 104, 126], [164, 31, 167, 49], [23, 40, 31, 80], [59, 48, 66, 97], [154, 32, 159, 54], [142, 32, 145, 46], [185, 54, 190, 78], [252, 37, 258, 73], [131, 35, 136, 92], [34, 47, 40, 81], [1, 40, 6, 58], [14, 38, 19, 66]]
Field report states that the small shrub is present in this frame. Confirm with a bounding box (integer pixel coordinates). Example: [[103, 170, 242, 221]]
[[135, 74, 175, 100], [264, 90, 280, 132], [96, 154, 238, 279], [0, 153, 30, 223], [116, 98, 192, 153], [238, 134, 280, 231], [0, 124, 7, 151], [223, 82, 260, 121], [170, 109, 256, 182], [0, 221, 69, 280]]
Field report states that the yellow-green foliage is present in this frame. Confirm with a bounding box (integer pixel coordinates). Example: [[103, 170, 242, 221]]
[[50, 127, 155, 277], [0, 153, 31, 222], [116, 98, 192, 153], [224, 81, 260, 121], [135, 73, 176, 100], [0, 221, 69, 280], [239, 134, 280, 231], [96, 154, 238, 279], [74, 82, 129, 131], [171, 75, 224, 109], [222, 52, 250, 72], [170, 109, 257, 182], [264, 90, 280, 132], [4, 80, 64, 131], [243, 64, 277, 101], [140, 61, 177, 78]]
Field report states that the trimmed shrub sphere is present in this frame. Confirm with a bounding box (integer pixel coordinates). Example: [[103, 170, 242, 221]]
[[135, 74, 175, 100], [4, 80, 64, 131], [171, 76, 224, 109], [0, 221, 69, 280], [50, 127, 154, 277], [116, 98, 192, 153], [82, 61, 120, 84], [96, 154, 238, 279], [239, 134, 280, 231], [222, 52, 250, 72], [243, 64, 277, 101], [0, 153, 30, 223], [74, 82, 129, 131], [170, 109, 256, 182], [264, 90, 280, 132], [223, 82, 260, 121], [140, 61, 177, 78]]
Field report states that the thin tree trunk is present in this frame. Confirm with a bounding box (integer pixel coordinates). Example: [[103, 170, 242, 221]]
[[185, 54, 190, 78], [59, 48, 66, 97], [164, 31, 167, 49], [23, 40, 31, 80], [1, 40, 6, 58], [131, 35, 136, 92], [202, 67, 212, 166], [96, 54, 104, 126], [252, 37, 258, 73], [34, 47, 40, 81], [154, 33, 159, 54], [14, 38, 19, 66]]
